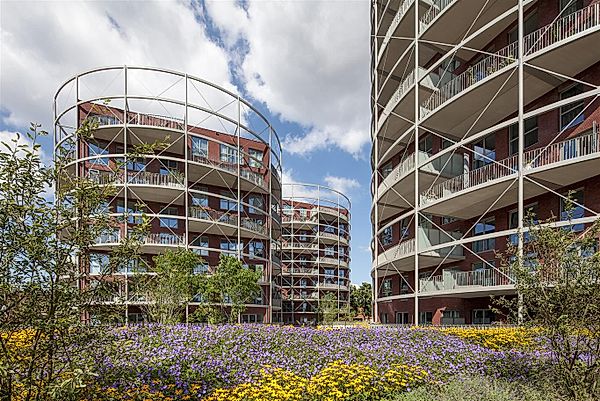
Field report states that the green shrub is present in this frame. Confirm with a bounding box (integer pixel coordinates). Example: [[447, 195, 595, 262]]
[[387, 376, 563, 401]]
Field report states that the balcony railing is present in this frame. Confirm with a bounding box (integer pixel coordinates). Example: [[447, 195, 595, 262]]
[[524, 3, 600, 55], [421, 4, 600, 117], [420, 0, 455, 32], [525, 128, 599, 169], [127, 170, 185, 189], [311, 206, 348, 221], [282, 214, 311, 223], [128, 112, 185, 131], [421, 155, 518, 205], [421, 127, 599, 205], [422, 41, 518, 117], [190, 153, 266, 190], [382, 70, 415, 117], [380, 154, 415, 190], [379, 238, 415, 264], [380, 0, 414, 58], [144, 233, 185, 246], [189, 206, 267, 235], [420, 268, 515, 294], [95, 231, 120, 244], [284, 242, 318, 250], [283, 267, 319, 275]]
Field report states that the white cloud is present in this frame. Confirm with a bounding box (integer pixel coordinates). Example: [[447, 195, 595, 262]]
[[0, 1, 236, 132], [324, 174, 360, 196], [0, 129, 49, 163], [205, 1, 371, 157]]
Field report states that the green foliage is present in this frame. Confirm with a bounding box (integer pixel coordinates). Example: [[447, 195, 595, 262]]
[[0, 120, 166, 400], [318, 292, 342, 324], [137, 249, 202, 324], [387, 375, 560, 401], [350, 282, 372, 319], [495, 201, 600, 400], [192, 254, 261, 323]]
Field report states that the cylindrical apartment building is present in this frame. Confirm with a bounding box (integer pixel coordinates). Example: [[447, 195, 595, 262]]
[[281, 183, 351, 325], [372, 1, 600, 324], [54, 66, 283, 323]]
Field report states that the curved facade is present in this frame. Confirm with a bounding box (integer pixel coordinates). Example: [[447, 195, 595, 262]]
[[372, 1, 600, 324], [281, 183, 351, 325], [54, 66, 283, 323]]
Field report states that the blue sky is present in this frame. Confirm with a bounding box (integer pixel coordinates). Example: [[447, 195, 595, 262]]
[[0, 0, 373, 284]]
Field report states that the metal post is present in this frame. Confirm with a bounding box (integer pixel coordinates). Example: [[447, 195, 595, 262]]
[[123, 66, 129, 325], [413, 0, 420, 327], [372, 0, 380, 324], [517, 0, 525, 325]]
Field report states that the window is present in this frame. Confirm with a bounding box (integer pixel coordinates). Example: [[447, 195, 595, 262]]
[[509, 117, 539, 155], [241, 314, 263, 323], [89, 253, 109, 274], [159, 160, 178, 175], [127, 157, 146, 172], [508, 204, 537, 244], [159, 207, 179, 229], [325, 246, 335, 257], [192, 191, 209, 207], [382, 279, 392, 297], [381, 226, 393, 246], [400, 219, 409, 239], [560, 85, 585, 130], [88, 141, 109, 165], [441, 138, 453, 149], [220, 239, 242, 252], [473, 135, 495, 169], [116, 200, 144, 224], [248, 195, 264, 214], [419, 135, 433, 155], [220, 144, 238, 164], [249, 241, 265, 258], [192, 137, 208, 158], [396, 312, 410, 324], [91, 113, 119, 126], [472, 309, 494, 324], [561, 189, 584, 231], [442, 216, 458, 225], [559, 0, 583, 16], [418, 311, 433, 325], [442, 310, 463, 325], [191, 236, 209, 256], [220, 192, 241, 211], [472, 260, 495, 272], [381, 161, 393, 179], [194, 263, 209, 274], [508, 11, 538, 43], [399, 275, 410, 294], [380, 313, 389, 324], [248, 149, 263, 168], [473, 217, 495, 252]]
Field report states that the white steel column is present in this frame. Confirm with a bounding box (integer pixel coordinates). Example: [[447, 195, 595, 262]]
[[372, 0, 380, 324], [517, 0, 525, 325], [123, 66, 129, 324], [413, 2, 420, 327]]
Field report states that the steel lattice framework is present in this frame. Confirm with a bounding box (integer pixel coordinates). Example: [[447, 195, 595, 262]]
[[371, 0, 600, 325], [281, 183, 351, 325], [54, 66, 283, 323]]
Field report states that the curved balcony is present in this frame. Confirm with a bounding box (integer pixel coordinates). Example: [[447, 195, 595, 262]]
[[377, 0, 415, 73], [375, 150, 463, 222], [419, 0, 520, 48], [420, 128, 600, 219], [419, 268, 515, 297], [281, 267, 319, 276], [317, 257, 349, 267], [373, 228, 464, 273], [189, 153, 268, 193], [420, 4, 600, 137], [282, 242, 319, 253], [310, 206, 349, 222], [188, 206, 268, 239]]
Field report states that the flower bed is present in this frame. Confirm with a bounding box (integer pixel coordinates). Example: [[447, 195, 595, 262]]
[[80, 325, 549, 400]]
